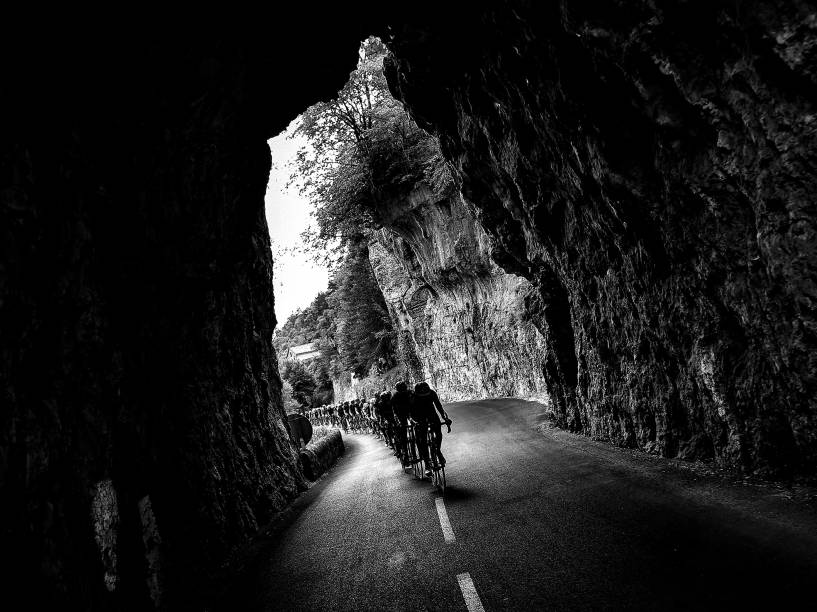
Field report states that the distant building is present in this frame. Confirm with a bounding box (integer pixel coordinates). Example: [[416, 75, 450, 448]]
[[286, 342, 322, 362]]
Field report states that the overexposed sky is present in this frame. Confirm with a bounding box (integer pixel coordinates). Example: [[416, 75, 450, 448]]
[[265, 120, 329, 325]]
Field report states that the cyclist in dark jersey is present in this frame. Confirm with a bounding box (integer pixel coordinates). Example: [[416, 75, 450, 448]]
[[411, 382, 451, 474], [391, 381, 414, 463], [368, 398, 378, 435], [375, 391, 396, 450], [353, 399, 362, 432]]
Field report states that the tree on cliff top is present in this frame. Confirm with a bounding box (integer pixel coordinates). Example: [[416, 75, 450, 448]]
[[291, 36, 452, 258], [283, 36, 453, 387]]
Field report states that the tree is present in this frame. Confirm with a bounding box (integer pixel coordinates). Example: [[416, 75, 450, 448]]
[[280, 35, 454, 388], [280, 360, 317, 408], [291, 37, 452, 259], [281, 380, 301, 415], [329, 241, 395, 377]]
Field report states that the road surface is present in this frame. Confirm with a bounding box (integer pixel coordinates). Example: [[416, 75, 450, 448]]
[[219, 399, 817, 611]]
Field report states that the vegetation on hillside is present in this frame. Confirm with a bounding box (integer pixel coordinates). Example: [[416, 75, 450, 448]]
[[275, 37, 452, 408], [294, 37, 452, 259]]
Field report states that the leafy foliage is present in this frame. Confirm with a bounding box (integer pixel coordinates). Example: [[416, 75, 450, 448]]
[[273, 290, 336, 353], [328, 241, 395, 377], [280, 360, 317, 408], [274, 243, 396, 382], [275, 36, 454, 397], [280, 379, 302, 414], [292, 36, 453, 259]]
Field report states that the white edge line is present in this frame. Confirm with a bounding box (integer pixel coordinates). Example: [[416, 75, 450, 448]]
[[457, 572, 486, 612]]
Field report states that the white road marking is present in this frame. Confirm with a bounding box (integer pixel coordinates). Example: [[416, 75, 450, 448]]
[[457, 573, 486, 612], [435, 497, 456, 543]]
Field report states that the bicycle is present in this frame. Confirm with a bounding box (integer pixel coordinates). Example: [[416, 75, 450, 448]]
[[424, 420, 451, 493], [398, 423, 418, 475], [403, 423, 425, 478]]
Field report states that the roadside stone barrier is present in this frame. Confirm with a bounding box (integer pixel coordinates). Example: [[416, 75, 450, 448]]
[[299, 429, 345, 481]]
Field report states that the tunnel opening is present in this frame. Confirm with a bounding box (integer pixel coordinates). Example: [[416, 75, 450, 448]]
[[269, 34, 554, 421], [4, 4, 817, 608]]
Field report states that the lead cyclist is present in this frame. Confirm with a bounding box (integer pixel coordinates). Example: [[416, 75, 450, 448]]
[[411, 382, 451, 475]]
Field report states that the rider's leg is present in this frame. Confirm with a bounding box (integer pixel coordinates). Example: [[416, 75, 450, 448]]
[[415, 424, 431, 465], [396, 424, 408, 460], [431, 423, 445, 466]]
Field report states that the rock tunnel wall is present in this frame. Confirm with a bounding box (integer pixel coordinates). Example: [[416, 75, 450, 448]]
[[1, 18, 380, 608], [382, 1, 817, 477], [3, 4, 816, 606], [368, 186, 550, 402]]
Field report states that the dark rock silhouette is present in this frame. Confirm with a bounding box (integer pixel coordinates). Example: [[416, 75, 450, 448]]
[[383, 1, 817, 477], [1, 14, 382, 609]]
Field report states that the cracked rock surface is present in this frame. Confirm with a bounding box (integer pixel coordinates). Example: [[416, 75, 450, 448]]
[[370, 186, 550, 402], [383, 0, 817, 476]]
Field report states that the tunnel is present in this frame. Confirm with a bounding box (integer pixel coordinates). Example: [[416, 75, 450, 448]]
[[2, 3, 816, 609]]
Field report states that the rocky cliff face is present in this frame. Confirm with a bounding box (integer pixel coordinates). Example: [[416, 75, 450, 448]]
[[383, 1, 817, 477], [369, 186, 550, 402], [4, 4, 817, 606], [1, 20, 376, 608]]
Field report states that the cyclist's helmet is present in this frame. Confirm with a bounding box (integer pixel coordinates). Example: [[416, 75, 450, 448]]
[[414, 382, 431, 396], [395, 381, 408, 393]]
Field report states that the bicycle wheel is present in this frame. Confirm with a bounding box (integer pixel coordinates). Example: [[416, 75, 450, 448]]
[[413, 442, 423, 479], [438, 466, 446, 493], [403, 436, 412, 472], [425, 428, 437, 482]]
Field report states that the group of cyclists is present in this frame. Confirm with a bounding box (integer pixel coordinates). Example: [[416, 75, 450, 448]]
[[305, 381, 452, 477]]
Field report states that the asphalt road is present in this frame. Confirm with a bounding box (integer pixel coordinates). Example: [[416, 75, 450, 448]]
[[219, 399, 817, 611]]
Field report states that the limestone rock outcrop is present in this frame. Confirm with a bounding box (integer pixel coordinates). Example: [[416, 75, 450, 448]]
[[383, 1, 817, 476], [369, 186, 550, 402]]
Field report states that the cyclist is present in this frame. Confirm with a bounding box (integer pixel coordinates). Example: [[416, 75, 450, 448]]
[[356, 399, 364, 432], [357, 399, 365, 432], [391, 381, 414, 464], [366, 398, 377, 436], [411, 382, 451, 475], [375, 391, 395, 450], [351, 399, 361, 432]]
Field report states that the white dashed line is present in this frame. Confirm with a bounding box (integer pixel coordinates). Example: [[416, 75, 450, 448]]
[[457, 572, 486, 612], [435, 497, 456, 543]]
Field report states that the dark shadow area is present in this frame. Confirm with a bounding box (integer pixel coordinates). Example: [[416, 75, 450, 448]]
[[435, 486, 476, 504], [211, 433, 357, 608]]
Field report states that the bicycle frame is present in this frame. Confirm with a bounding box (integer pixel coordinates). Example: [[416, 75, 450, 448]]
[[405, 423, 422, 478], [424, 422, 447, 492]]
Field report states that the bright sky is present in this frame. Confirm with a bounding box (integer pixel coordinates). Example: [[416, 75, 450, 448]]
[[265, 120, 329, 325]]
